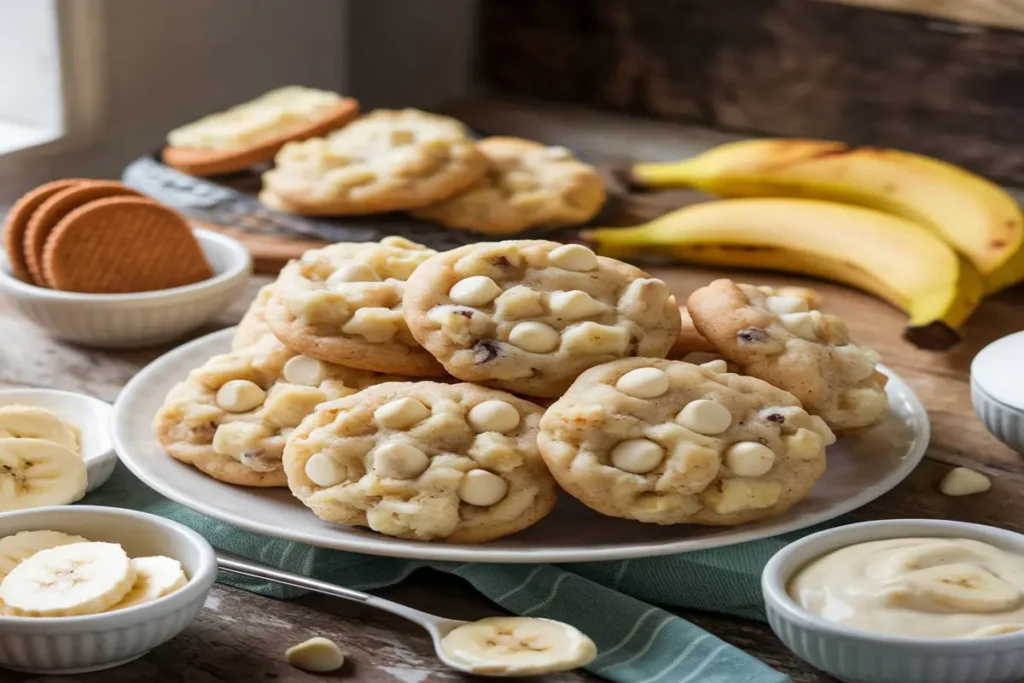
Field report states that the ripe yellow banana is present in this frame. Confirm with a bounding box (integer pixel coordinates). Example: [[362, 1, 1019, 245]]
[[586, 198, 982, 350], [629, 139, 1024, 294]]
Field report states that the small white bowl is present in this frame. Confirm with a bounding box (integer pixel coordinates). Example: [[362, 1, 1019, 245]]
[[0, 228, 251, 349], [0, 388, 116, 493], [0, 506, 216, 674], [971, 331, 1024, 454], [762, 519, 1024, 683]]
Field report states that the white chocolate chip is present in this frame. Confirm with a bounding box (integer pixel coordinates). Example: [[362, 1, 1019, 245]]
[[374, 442, 429, 479], [939, 467, 991, 496], [548, 244, 597, 272], [212, 422, 268, 458], [610, 439, 664, 474], [783, 428, 824, 460], [676, 399, 732, 435], [724, 441, 776, 477], [285, 636, 345, 673], [544, 145, 573, 161], [262, 384, 327, 427], [560, 322, 629, 355], [616, 367, 670, 398], [458, 469, 508, 506], [765, 295, 809, 316], [549, 290, 606, 320], [682, 352, 722, 364], [449, 276, 502, 306], [374, 398, 431, 430], [701, 478, 782, 514], [282, 355, 329, 386], [808, 415, 837, 446], [779, 312, 818, 341], [508, 321, 560, 353], [341, 307, 401, 342], [326, 263, 379, 289], [304, 453, 347, 487], [494, 286, 544, 319], [467, 400, 521, 433], [700, 359, 728, 374], [215, 380, 267, 413]]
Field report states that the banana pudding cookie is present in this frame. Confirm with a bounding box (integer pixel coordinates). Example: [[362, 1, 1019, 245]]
[[688, 279, 887, 431], [260, 108, 486, 215], [538, 357, 836, 525], [403, 240, 680, 398], [154, 334, 396, 487], [233, 284, 275, 351], [283, 382, 557, 543], [411, 137, 606, 235], [266, 237, 443, 375]]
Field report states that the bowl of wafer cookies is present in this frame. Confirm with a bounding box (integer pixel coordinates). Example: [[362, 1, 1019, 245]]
[[0, 179, 251, 348]]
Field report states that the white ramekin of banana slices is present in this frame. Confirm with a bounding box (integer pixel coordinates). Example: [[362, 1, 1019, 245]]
[[0, 506, 216, 674]]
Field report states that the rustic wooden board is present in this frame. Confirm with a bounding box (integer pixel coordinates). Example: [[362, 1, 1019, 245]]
[[478, 0, 1024, 184]]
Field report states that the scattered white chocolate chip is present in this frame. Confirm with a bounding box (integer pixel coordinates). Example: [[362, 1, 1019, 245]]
[[282, 355, 329, 387], [494, 286, 544, 319], [508, 321, 560, 353], [262, 385, 326, 427], [458, 469, 508, 506], [610, 439, 664, 474], [724, 441, 776, 477], [808, 415, 838, 446], [341, 307, 401, 342], [374, 398, 431, 430], [616, 368, 670, 398], [549, 290, 606, 320], [467, 400, 521, 433], [702, 478, 782, 514], [548, 244, 597, 272], [765, 295, 809, 316], [700, 359, 728, 374], [326, 262, 379, 289], [374, 442, 430, 479], [285, 636, 345, 673], [939, 467, 991, 497], [449, 276, 503, 306], [783, 428, 825, 460], [215, 380, 266, 413], [560, 322, 629, 355], [304, 453, 347, 487], [779, 312, 818, 341], [682, 352, 722, 365], [212, 422, 267, 458], [676, 399, 732, 435]]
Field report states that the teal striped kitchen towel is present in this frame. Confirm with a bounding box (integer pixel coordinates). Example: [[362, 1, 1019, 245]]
[[86, 464, 829, 683]]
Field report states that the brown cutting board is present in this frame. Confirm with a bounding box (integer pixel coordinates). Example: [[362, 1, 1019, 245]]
[[191, 220, 327, 275]]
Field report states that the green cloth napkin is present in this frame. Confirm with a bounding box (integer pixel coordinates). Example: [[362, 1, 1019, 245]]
[[86, 464, 836, 683]]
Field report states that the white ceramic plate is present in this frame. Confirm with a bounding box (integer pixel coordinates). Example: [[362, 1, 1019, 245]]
[[112, 328, 930, 563]]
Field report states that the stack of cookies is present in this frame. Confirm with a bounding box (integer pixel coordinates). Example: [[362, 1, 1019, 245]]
[[154, 235, 890, 545], [162, 87, 607, 235], [3, 180, 212, 293]]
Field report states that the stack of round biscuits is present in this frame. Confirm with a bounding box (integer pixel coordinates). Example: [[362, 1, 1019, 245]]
[[154, 236, 889, 544]]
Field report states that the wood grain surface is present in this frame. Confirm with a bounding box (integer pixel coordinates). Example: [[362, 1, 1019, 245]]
[[812, 0, 1024, 30]]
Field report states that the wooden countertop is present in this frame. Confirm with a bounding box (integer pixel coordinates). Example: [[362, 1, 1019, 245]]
[[4, 100, 1023, 682]]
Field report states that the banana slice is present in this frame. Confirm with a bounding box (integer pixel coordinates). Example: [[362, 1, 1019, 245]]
[[440, 617, 597, 676], [108, 556, 188, 610], [0, 541, 136, 616], [0, 405, 79, 453], [286, 636, 346, 673], [0, 438, 88, 511], [0, 530, 90, 578], [900, 563, 1023, 613]]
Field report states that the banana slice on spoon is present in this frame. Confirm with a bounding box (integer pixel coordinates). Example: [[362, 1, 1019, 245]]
[[0, 438, 87, 511]]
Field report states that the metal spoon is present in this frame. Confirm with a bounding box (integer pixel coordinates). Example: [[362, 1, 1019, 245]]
[[215, 550, 518, 677]]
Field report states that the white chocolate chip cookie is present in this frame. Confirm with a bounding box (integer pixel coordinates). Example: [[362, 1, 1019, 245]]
[[154, 334, 399, 487], [402, 240, 681, 398], [265, 237, 445, 376], [688, 280, 888, 432], [260, 109, 487, 215], [233, 285, 275, 351], [283, 382, 557, 543], [411, 137, 606, 235], [538, 357, 835, 525]]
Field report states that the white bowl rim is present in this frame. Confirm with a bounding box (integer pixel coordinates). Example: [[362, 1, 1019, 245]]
[[0, 387, 112, 459], [762, 518, 1024, 651], [972, 378, 1024, 418], [0, 227, 250, 303], [0, 505, 217, 625]]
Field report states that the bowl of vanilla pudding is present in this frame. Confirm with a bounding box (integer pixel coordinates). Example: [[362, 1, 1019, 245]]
[[762, 519, 1024, 683]]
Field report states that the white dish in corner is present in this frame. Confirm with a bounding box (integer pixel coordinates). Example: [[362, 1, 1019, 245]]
[[0, 388, 116, 493]]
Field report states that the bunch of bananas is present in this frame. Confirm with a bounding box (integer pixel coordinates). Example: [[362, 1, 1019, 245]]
[[586, 139, 1024, 350]]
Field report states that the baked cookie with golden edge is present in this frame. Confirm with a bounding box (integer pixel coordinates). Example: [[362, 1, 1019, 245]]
[[260, 109, 486, 215], [538, 357, 836, 525], [688, 280, 887, 431], [403, 240, 680, 398], [163, 86, 359, 176], [411, 137, 606, 235], [154, 334, 397, 487], [2, 179, 83, 284], [233, 285, 275, 351], [283, 381, 556, 543], [265, 237, 444, 376]]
